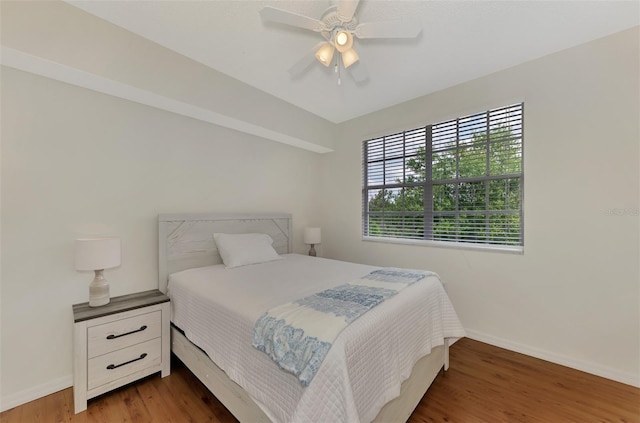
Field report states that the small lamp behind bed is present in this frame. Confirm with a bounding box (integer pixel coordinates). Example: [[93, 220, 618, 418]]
[[303, 227, 321, 257]]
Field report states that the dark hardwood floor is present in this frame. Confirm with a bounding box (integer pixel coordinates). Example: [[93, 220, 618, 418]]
[[2, 338, 638, 422]]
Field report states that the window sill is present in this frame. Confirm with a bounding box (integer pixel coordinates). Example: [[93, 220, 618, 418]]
[[362, 236, 524, 254]]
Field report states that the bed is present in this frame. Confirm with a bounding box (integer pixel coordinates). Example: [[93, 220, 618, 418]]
[[158, 213, 465, 423]]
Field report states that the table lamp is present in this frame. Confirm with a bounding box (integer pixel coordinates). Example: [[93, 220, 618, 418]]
[[303, 227, 321, 257], [75, 237, 121, 307]]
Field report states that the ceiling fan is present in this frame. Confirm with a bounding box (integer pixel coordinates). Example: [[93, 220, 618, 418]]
[[260, 0, 422, 83]]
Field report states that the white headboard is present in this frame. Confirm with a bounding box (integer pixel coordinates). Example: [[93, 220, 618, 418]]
[[158, 213, 292, 293]]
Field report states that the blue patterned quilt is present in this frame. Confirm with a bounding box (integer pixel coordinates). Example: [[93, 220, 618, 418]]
[[252, 268, 433, 386]]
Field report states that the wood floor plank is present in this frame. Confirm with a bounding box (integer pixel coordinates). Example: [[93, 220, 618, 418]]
[[135, 378, 179, 422], [407, 339, 640, 423], [151, 370, 205, 422], [63, 389, 87, 423], [163, 363, 220, 421], [2, 338, 638, 422]]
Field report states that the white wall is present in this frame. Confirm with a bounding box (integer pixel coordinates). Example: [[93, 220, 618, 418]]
[[0, 66, 322, 408], [1, 0, 335, 153], [321, 27, 640, 386]]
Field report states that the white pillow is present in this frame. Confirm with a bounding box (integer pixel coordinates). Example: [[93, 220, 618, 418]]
[[213, 233, 282, 268]]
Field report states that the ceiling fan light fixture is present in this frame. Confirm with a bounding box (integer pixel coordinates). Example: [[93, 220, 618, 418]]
[[341, 48, 359, 68], [262, 1, 421, 82], [334, 30, 353, 53], [315, 42, 335, 66]]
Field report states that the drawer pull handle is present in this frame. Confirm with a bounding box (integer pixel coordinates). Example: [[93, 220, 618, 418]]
[[106, 325, 147, 340], [106, 353, 147, 370]]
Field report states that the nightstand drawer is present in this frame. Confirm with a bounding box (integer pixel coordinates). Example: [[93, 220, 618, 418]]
[[88, 310, 161, 358], [87, 337, 161, 390]]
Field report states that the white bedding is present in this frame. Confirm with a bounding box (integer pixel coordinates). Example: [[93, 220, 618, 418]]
[[168, 254, 465, 423]]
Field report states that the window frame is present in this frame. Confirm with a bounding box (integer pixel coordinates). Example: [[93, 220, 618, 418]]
[[362, 103, 524, 253]]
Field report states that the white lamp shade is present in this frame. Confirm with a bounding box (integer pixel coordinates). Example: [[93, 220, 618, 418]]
[[334, 30, 353, 53], [75, 237, 121, 271], [303, 227, 321, 245], [341, 48, 359, 68], [315, 42, 335, 66]]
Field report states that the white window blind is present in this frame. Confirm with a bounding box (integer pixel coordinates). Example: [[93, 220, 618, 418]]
[[363, 103, 523, 248]]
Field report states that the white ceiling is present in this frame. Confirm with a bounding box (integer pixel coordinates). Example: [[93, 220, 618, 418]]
[[69, 0, 639, 124]]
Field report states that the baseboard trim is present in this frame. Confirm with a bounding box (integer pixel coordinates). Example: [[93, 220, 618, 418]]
[[0, 375, 72, 412], [465, 329, 640, 388]]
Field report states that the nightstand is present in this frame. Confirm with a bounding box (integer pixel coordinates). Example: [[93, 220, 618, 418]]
[[72, 289, 170, 414]]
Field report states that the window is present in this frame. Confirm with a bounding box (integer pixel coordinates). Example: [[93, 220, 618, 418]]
[[362, 103, 523, 249]]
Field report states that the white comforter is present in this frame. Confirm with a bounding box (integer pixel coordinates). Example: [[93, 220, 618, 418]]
[[168, 254, 465, 423]]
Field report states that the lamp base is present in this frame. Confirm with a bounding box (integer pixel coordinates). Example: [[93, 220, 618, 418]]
[[308, 244, 317, 257], [89, 269, 110, 307]]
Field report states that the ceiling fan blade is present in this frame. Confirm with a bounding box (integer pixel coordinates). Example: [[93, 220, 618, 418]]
[[337, 0, 360, 23], [260, 6, 325, 32], [355, 20, 422, 39], [348, 61, 369, 83], [289, 42, 326, 78]]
